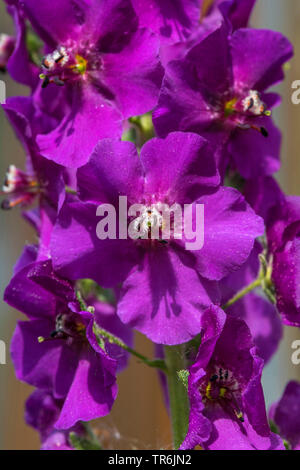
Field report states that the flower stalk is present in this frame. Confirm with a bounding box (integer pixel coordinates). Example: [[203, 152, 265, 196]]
[[164, 345, 189, 449]]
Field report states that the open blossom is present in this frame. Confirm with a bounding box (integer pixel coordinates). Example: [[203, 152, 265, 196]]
[[180, 306, 284, 450], [153, 21, 293, 179], [269, 381, 300, 450], [4, 258, 132, 429], [12, 0, 163, 168], [245, 176, 300, 327], [50, 132, 263, 344]]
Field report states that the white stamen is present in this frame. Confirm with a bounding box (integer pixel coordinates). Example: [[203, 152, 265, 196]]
[[242, 90, 266, 116]]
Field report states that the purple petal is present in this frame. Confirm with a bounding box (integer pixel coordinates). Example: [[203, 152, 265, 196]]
[[140, 132, 220, 204], [55, 347, 117, 429], [11, 320, 66, 391], [21, 0, 85, 45], [101, 27, 163, 118], [51, 201, 139, 287], [228, 116, 281, 179], [272, 239, 300, 327], [117, 246, 220, 345], [193, 187, 264, 280], [231, 28, 293, 91], [4, 262, 57, 320], [77, 139, 144, 205], [131, 0, 201, 44], [37, 86, 122, 168], [269, 381, 300, 449]]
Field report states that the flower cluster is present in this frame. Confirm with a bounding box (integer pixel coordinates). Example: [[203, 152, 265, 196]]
[[1, 0, 299, 451]]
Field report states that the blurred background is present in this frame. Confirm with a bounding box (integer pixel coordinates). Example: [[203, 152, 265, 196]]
[[0, 0, 300, 450]]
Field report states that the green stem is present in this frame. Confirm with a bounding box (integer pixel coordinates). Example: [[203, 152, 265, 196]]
[[222, 277, 262, 310], [77, 291, 166, 370], [164, 345, 189, 449], [65, 186, 77, 195], [94, 325, 166, 371]]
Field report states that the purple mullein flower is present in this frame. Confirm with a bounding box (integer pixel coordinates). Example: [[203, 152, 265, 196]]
[[14, 0, 163, 168], [153, 21, 293, 179], [245, 176, 300, 327], [269, 381, 300, 450], [180, 305, 284, 450], [4, 259, 132, 429], [50, 132, 263, 344]]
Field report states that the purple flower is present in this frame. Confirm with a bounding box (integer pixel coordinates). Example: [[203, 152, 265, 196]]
[[180, 305, 284, 450], [4, 259, 133, 429], [153, 21, 293, 179], [245, 177, 300, 327], [269, 381, 300, 450], [15, 0, 163, 168], [220, 243, 282, 364], [50, 132, 263, 344], [26, 389, 84, 450]]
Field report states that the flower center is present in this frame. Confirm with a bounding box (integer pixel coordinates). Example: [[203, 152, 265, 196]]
[[1, 165, 39, 210], [130, 201, 182, 245], [38, 312, 87, 344], [223, 89, 271, 137], [200, 366, 244, 422], [39, 41, 99, 88], [133, 206, 164, 239]]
